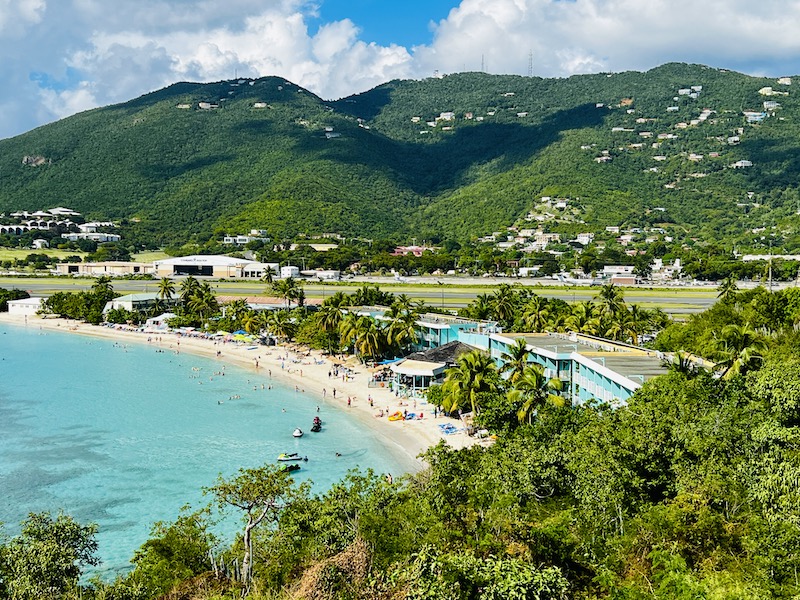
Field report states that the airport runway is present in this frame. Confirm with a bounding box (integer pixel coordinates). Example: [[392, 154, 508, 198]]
[[0, 275, 721, 316]]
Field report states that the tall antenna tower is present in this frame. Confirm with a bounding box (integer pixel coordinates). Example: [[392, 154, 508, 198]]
[[481, 54, 485, 72], [527, 50, 533, 77]]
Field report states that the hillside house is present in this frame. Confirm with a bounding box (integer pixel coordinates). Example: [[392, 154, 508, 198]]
[[731, 160, 753, 168], [744, 111, 767, 123]]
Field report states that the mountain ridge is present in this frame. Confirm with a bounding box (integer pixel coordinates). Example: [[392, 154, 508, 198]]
[[1, 63, 799, 249]]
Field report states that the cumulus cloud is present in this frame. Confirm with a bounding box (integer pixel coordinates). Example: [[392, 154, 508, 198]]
[[0, 0, 46, 34], [2, 0, 800, 139], [421, 0, 800, 77]]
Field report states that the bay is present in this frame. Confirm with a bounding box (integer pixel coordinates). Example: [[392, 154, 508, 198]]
[[0, 322, 413, 578]]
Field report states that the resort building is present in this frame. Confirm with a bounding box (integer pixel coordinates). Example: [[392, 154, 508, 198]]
[[414, 313, 499, 351], [103, 293, 178, 314], [488, 332, 667, 407]]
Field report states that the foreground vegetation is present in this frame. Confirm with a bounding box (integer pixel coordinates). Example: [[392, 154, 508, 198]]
[[3, 278, 800, 598]]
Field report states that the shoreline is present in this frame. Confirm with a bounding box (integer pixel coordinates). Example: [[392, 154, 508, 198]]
[[0, 313, 481, 471]]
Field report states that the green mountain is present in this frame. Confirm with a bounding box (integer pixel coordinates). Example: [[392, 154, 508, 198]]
[[1, 64, 799, 247]]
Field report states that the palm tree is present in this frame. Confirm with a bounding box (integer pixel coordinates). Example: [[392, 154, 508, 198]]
[[187, 282, 219, 322], [665, 350, 701, 378], [91, 275, 115, 301], [711, 323, 768, 379], [157, 277, 175, 301], [339, 314, 386, 362], [499, 338, 529, 384], [385, 300, 419, 352], [338, 312, 361, 350], [565, 301, 600, 335], [317, 304, 344, 333], [626, 304, 652, 346], [271, 277, 301, 310], [491, 284, 518, 326], [354, 319, 386, 361], [606, 306, 636, 344], [179, 276, 199, 305], [261, 265, 276, 286], [240, 311, 261, 335], [316, 304, 344, 354], [508, 364, 564, 425], [717, 275, 739, 303], [596, 283, 624, 317], [441, 350, 498, 415], [463, 293, 493, 320], [225, 298, 250, 322], [268, 310, 297, 342], [521, 295, 550, 332]]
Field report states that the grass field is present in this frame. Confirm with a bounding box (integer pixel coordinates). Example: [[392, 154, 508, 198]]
[[0, 248, 87, 261]]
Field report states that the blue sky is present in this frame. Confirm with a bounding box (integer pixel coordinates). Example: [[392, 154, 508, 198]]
[[1, 0, 799, 140], [313, 0, 460, 48]]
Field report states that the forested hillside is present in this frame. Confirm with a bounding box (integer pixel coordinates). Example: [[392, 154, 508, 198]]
[[1, 63, 799, 247]]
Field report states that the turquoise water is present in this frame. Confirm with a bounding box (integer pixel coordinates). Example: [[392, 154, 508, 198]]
[[0, 322, 414, 578]]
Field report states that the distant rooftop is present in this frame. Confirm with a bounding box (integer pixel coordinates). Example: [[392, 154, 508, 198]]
[[499, 332, 667, 383]]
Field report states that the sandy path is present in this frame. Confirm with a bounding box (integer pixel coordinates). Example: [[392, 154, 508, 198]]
[[0, 313, 482, 471]]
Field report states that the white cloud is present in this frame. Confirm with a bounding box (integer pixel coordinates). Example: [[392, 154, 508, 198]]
[[420, 0, 800, 77], [2, 0, 800, 139], [0, 0, 46, 34], [39, 82, 97, 120]]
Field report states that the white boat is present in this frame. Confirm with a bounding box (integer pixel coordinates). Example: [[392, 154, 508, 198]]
[[292, 428, 303, 438]]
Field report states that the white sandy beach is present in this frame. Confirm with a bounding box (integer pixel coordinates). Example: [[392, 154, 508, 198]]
[[0, 313, 483, 470]]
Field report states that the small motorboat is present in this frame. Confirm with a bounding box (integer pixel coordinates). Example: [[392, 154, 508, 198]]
[[293, 428, 303, 438], [281, 463, 301, 473], [311, 417, 322, 432], [277, 453, 305, 461]]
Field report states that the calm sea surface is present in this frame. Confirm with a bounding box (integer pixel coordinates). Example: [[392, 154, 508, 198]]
[[0, 322, 414, 578]]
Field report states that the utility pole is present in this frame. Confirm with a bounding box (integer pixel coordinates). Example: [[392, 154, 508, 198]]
[[768, 235, 773, 292]]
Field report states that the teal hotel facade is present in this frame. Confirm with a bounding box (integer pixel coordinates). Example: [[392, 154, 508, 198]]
[[411, 314, 667, 406]]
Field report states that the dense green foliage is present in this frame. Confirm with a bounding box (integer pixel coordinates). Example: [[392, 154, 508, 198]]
[[0, 287, 29, 311], [3, 64, 800, 249], [14, 277, 800, 598]]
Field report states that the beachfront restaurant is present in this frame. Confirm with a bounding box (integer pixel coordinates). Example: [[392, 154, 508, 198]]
[[389, 340, 476, 397], [390, 359, 448, 397]]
